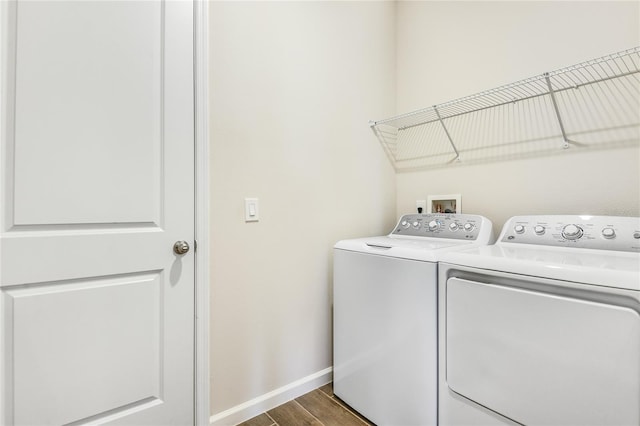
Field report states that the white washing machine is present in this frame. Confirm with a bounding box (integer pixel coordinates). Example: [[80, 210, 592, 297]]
[[438, 215, 640, 426], [333, 213, 494, 426]]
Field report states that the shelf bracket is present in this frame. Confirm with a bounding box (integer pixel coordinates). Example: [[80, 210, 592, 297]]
[[544, 72, 571, 149], [434, 106, 460, 162], [369, 120, 398, 169]]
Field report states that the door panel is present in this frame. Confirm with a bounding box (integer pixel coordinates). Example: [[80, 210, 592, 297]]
[[0, 1, 194, 425], [12, 1, 162, 226], [7, 273, 161, 425], [446, 277, 640, 426]]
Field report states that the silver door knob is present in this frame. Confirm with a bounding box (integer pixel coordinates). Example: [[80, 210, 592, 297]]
[[173, 240, 190, 255]]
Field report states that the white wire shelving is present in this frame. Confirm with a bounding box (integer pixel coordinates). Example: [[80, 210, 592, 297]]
[[371, 47, 640, 172]]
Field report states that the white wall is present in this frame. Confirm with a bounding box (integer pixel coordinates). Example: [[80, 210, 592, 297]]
[[209, 1, 640, 422], [396, 1, 640, 230], [208, 1, 396, 423]]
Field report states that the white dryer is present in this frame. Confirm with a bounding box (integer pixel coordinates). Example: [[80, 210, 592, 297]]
[[333, 213, 494, 426], [438, 215, 640, 426]]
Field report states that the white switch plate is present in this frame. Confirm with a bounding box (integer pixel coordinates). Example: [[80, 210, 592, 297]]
[[245, 198, 259, 222]]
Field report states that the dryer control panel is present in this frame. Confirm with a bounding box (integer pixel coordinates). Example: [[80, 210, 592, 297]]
[[391, 214, 493, 242], [500, 215, 640, 252]]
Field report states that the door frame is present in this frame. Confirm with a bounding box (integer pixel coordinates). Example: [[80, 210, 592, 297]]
[[194, 0, 210, 424]]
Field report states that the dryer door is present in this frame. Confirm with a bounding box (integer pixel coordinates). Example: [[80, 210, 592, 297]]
[[445, 277, 640, 426]]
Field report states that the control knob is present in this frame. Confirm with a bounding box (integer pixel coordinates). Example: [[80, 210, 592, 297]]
[[412, 221, 420, 229], [534, 225, 545, 235], [601, 228, 616, 239], [634, 232, 640, 240], [562, 224, 583, 240], [449, 222, 459, 232], [401, 220, 410, 229], [514, 225, 525, 234], [463, 223, 475, 232], [428, 220, 439, 231]]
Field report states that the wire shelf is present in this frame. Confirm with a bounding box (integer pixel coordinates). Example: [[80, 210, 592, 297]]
[[371, 47, 640, 171]]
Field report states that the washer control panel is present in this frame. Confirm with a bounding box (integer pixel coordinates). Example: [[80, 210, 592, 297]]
[[500, 215, 640, 252], [392, 214, 487, 241]]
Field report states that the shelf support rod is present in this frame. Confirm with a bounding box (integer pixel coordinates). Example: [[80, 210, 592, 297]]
[[369, 120, 398, 170], [544, 72, 571, 149], [434, 106, 460, 162]]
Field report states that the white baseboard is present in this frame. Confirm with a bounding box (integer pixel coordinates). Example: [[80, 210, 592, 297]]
[[209, 367, 333, 426]]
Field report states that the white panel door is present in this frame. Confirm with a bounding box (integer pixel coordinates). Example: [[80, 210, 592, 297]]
[[0, 1, 195, 425]]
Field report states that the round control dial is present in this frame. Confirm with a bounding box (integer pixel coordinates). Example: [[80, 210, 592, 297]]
[[602, 228, 616, 239], [412, 221, 420, 229], [634, 232, 640, 240], [428, 220, 439, 231], [562, 224, 584, 240], [514, 225, 525, 234], [449, 223, 459, 232], [463, 223, 475, 232], [401, 220, 410, 229], [534, 225, 545, 235]]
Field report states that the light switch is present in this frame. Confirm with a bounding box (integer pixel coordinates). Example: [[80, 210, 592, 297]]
[[245, 198, 259, 222]]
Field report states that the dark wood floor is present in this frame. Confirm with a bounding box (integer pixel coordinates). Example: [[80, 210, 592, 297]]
[[237, 383, 374, 426]]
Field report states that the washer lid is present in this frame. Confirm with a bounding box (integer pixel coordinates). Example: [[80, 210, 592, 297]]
[[440, 244, 640, 291], [334, 235, 473, 262]]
